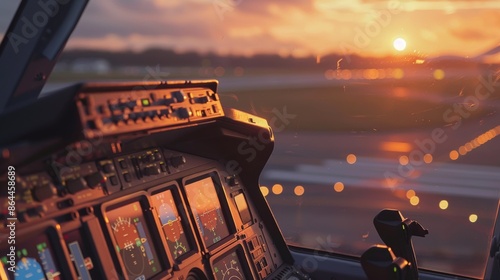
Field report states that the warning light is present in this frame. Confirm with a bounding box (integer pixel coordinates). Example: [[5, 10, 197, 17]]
[[141, 99, 150, 106]]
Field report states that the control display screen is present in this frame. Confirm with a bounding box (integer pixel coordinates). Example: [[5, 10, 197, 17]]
[[63, 229, 98, 280], [107, 201, 161, 279], [151, 189, 191, 259], [213, 249, 248, 280], [0, 234, 62, 280], [185, 177, 229, 247], [234, 193, 252, 225]]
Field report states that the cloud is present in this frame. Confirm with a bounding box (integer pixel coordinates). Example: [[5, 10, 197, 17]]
[[73, 0, 216, 38], [59, 0, 500, 57], [450, 29, 492, 41], [402, 0, 500, 11], [447, 10, 500, 41], [67, 0, 321, 54], [235, 0, 315, 16], [0, 0, 497, 58]]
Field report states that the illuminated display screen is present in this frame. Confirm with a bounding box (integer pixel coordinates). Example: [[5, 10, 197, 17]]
[[0, 234, 62, 280], [107, 201, 161, 279], [151, 189, 191, 259], [63, 229, 98, 280], [185, 177, 229, 247], [234, 193, 252, 225], [213, 249, 248, 280]]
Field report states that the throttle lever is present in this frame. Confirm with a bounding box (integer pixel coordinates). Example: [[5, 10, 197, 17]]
[[405, 218, 429, 237], [374, 209, 428, 280], [361, 245, 411, 280]]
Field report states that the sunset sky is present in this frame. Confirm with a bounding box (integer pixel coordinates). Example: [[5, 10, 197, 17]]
[[1, 0, 499, 58]]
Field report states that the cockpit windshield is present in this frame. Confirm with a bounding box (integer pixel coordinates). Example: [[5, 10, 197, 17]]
[[2, 1, 499, 279]]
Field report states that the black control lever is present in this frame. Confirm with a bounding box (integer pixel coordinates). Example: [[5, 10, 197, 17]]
[[374, 209, 428, 280], [361, 245, 411, 280]]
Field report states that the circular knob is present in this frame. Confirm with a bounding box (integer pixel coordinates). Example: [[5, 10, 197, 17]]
[[84, 172, 106, 189], [170, 156, 186, 168], [66, 178, 88, 194], [32, 184, 56, 202], [102, 163, 115, 173]]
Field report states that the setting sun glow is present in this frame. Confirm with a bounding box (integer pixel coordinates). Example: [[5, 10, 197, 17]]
[[393, 38, 407, 51]]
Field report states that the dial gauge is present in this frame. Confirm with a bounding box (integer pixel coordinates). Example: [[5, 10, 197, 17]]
[[213, 250, 247, 280], [107, 201, 161, 279], [1, 235, 62, 280], [185, 177, 229, 247], [15, 258, 45, 279], [151, 190, 191, 259]]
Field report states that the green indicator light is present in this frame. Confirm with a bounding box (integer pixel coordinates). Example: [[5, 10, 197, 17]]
[[17, 251, 21, 258], [116, 245, 120, 253], [1, 256, 7, 264], [402, 224, 405, 230], [393, 266, 397, 273], [142, 99, 150, 106], [22, 249, 27, 256], [136, 240, 142, 247], [37, 244, 43, 252]]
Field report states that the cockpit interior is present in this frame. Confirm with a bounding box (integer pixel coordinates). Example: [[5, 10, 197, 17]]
[[1, 1, 500, 280]]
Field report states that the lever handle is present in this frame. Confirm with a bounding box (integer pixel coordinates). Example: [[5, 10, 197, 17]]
[[373, 209, 428, 280], [361, 245, 411, 280]]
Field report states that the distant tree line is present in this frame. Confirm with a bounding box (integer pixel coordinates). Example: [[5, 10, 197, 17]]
[[59, 48, 476, 69]]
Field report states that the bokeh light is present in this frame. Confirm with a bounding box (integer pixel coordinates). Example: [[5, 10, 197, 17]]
[[272, 184, 283, 195], [423, 154, 433, 164], [410, 196, 420, 206], [294, 185, 305, 196], [260, 186, 269, 197], [469, 214, 478, 223], [406, 189, 416, 199], [439, 200, 449, 210], [433, 69, 445, 80], [334, 182, 345, 192], [399, 156, 409, 165], [346, 154, 357, 164], [449, 150, 459, 160]]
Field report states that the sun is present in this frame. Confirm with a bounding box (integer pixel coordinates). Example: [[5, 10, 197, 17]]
[[393, 38, 407, 51]]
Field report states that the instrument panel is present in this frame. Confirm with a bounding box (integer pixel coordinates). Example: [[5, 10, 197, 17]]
[[0, 147, 290, 280], [0, 80, 309, 280]]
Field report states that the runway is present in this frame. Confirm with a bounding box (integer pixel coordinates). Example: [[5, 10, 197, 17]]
[[260, 122, 500, 277]]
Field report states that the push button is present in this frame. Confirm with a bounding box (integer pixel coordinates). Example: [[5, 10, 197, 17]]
[[85, 172, 106, 189], [66, 178, 87, 194], [160, 163, 167, 172], [169, 155, 186, 168], [119, 160, 128, 169], [123, 172, 132, 182], [102, 163, 114, 173], [109, 176, 119, 185], [144, 166, 161, 176]]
